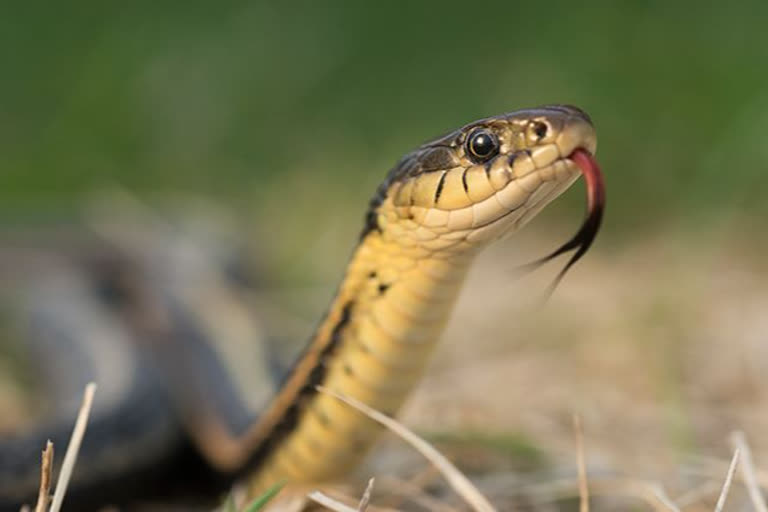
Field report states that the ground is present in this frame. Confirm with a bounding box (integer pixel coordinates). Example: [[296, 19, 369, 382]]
[[3, 219, 768, 511], [257, 222, 768, 510]]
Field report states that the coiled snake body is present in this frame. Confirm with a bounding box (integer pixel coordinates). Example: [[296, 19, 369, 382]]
[[0, 105, 602, 509]]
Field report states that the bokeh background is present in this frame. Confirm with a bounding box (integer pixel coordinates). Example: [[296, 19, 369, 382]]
[[3, 2, 768, 509]]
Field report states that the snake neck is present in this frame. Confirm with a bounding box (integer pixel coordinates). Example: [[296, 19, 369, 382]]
[[315, 228, 475, 380], [246, 229, 475, 489]]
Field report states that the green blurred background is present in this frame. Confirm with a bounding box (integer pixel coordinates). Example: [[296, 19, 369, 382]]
[[2, 1, 767, 239]]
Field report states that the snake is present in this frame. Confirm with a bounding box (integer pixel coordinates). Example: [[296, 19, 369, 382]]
[[0, 104, 603, 510]]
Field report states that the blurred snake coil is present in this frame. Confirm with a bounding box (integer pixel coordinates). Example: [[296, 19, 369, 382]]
[[0, 105, 603, 510]]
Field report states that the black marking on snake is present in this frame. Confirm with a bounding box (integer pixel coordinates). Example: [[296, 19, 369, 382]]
[[308, 361, 326, 383], [508, 152, 519, 167], [368, 271, 377, 279], [359, 120, 482, 240], [461, 168, 469, 194], [361, 142, 457, 239], [377, 283, 390, 295], [304, 301, 353, 393], [362, 209, 382, 239], [244, 301, 354, 472], [434, 171, 447, 204], [343, 363, 354, 376], [484, 160, 493, 178], [419, 147, 457, 172], [279, 403, 301, 432]]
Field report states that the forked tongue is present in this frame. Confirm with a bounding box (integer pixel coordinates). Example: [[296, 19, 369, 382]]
[[518, 148, 605, 299]]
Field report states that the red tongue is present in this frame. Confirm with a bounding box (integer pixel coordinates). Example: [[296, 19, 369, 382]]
[[571, 149, 605, 219], [563, 148, 605, 261], [518, 148, 605, 296]]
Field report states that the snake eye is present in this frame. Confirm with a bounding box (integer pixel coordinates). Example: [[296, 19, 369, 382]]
[[466, 129, 499, 163]]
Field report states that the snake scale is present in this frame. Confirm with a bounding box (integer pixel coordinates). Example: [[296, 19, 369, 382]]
[[0, 104, 603, 510]]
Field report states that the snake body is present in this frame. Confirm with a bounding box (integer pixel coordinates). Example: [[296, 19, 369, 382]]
[[0, 105, 600, 509]]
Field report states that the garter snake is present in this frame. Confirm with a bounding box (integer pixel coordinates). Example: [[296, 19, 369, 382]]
[[0, 104, 603, 509]]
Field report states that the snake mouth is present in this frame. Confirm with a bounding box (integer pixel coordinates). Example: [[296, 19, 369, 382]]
[[519, 148, 605, 293]]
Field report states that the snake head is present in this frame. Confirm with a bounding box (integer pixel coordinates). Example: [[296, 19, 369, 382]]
[[367, 105, 601, 261]]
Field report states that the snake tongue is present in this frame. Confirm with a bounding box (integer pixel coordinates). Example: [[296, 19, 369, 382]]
[[518, 148, 605, 296]]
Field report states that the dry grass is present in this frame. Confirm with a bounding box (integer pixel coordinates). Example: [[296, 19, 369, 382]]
[[14, 382, 768, 511], [316, 386, 495, 512], [8, 227, 768, 511], [713, 447, 739, 512], [295, 396, 768, 512], [730, 431, 768, 511], [572, 414, 589, 512], [293, 229, 768, 511], [49, 382, 96, 512], [18, 383, 97, 512], [33, 441, 53, 512]]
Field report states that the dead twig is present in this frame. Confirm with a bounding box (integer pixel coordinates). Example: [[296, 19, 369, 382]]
[[572, 414, 589, 512], [49, 382, 97, 512], [34, 441, 54, 512], [729, 430, 768, 512], [713, 447, 740, 512], [647, 483, 683, 512], [308, 491, 363, 512], [309, 489, 400, 512], [686, 455, 768, 489], [357, 478, 374, 512]]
